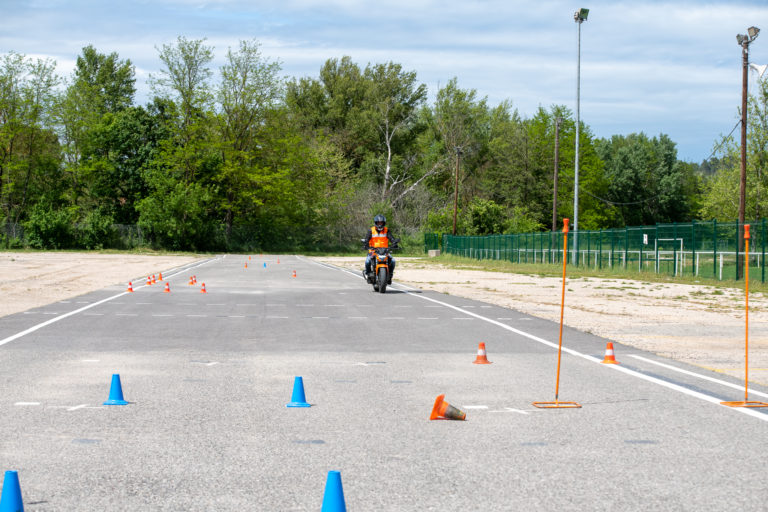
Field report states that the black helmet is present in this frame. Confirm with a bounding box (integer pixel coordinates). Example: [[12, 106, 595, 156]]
[[374, 214, 386, 230]]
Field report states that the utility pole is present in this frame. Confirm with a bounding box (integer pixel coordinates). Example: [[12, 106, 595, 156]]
[[736, 26, 760, 279], [452, 147, 462, 235], [552, 117, 562, 232]]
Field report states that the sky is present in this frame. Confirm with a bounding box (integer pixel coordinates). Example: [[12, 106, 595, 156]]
[[1, 0, 767, 163]]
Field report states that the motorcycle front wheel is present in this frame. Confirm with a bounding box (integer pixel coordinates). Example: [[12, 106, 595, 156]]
[[377, 266, 388, 293]]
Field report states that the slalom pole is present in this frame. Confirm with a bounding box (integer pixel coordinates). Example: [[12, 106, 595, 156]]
[[721, 224, 768, 408], [533, 218, 581, 409]]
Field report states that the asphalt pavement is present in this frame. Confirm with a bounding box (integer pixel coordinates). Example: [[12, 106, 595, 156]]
[[0, 254, 767, 511]]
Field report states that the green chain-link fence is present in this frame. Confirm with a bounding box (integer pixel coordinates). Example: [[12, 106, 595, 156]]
[[424, 219, 768, 282]]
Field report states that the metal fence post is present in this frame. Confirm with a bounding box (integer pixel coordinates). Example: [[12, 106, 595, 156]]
[[713, 220, 717, 280]]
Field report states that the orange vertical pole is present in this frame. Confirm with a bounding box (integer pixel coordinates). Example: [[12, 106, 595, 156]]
[[744, 225, 750, 401], [554, 219, 569, 401]]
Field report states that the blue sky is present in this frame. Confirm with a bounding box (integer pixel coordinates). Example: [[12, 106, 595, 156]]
[[1, 0, 767, 162]]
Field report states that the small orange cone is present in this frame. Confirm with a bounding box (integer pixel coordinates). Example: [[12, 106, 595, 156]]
[[601, 342, 619, 364], [193, 275, 197, 284], [188, 276, 194, 285], [158, 272, 163, 281], [473, 342, 492, 364], [292, 270, 297, 278], [127, 282, 134, 292], [277, 257, 280, 264], [146, 276, 152, 286], [200, 283, 207, 293], [429, 394, 466, 421], [163, 282, 170, 293], [245, 262, 248, 269], [248, 256, 251, 261], [152, 274, 157, 284]]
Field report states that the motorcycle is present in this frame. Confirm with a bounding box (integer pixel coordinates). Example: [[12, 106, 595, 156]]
[[362, 239, 400, 293]]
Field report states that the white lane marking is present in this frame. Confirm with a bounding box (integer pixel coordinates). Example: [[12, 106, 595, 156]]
[[59, 301, 71, 304], [399, 289, 768, 423], [0, 258, 219, 348], [425, 305, 442, 308], [311, 316, 329, 319], [452, 317, 473, 320], [481, 306, 493, 308], [236, 303, 259, 306], [186, 314, 207, 317], [15, 402, 40, 406], [463, 405, 489, 409], [629, 355, 768, 400], [497, 317, 515, 320], [296, 304, 315, 307], [518, 318, 532, 321], [192, 361, 219, 366], [266, 316, 289, 319], [488, 407, 530, 414], [67, 404, 89, 411], [463, 306, 475, 308], [76, 301, 90, 304], [417, 317, 438, 320], [23, 312, 35, 315], [42, 312, 59, 315], [325, 304, 344, 307]]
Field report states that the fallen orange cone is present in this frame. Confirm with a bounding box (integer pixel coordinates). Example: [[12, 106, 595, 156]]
[[429, 394, 466, 421], [473, 342, 492, 364], [200, 283, 207, 293], [601, 342, 619, 364]]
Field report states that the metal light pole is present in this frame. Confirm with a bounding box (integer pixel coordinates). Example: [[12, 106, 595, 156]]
[[573, 8, 588, 264], [452, 146, 462, 235], [737, 26, 760, 280]]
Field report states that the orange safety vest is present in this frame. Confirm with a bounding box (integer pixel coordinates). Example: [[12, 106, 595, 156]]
[[370, 226, 389, 248]]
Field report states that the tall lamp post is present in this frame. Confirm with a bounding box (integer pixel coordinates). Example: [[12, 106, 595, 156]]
[[573, 7, 588, 264], [737, 26, 760, 280]]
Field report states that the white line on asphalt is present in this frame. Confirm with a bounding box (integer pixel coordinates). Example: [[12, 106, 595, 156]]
[[325, 304, 344, 307], [452, 317, 473, 320], [629, 354, 768, 400], [186, 314, 207, 317], [311, 316, 329, 319], [0, 258, 219, 348], [67, 404, 89, 411], [14, 402, 40, 406], [42, 312, 58, 315], [236, 303, 259, 306], [497, 317, 515, 320], [59, 301, 70, 303], [76, 301, 90, 304]]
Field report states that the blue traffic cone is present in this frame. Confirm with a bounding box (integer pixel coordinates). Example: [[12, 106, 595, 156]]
[[103, 374, 129, 405], [321, 471, 346, 512], [263, 262, 267, 268], [286, 376, 311, 408], [0, 470, 24, 512]]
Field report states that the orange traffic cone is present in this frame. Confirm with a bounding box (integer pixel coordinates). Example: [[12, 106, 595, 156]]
[[200, 283, 207, 293], [192, 275, 197, 284], [152, 274, 157, 284], [473, 342, 492, 364], [245, 262, 248, 269], [158, 272, 163, 281], [127, 282, 134, 292], [146, 276, 152, 286], [292, 270, 297, 278], [277, 257, 280, 264], [430, 394, 466, 421], [163, 282, 170, 293], [188, 276, 194, 285], [248, 256, 251, 261], [601, 342, 619, 364]]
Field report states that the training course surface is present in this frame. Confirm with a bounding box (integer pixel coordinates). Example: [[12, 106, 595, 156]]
[[0, 255, 767, 510]]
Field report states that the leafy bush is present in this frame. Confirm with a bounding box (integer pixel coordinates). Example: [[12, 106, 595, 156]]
[[78, 210, 118, 249], [24, 203, 76, 249]]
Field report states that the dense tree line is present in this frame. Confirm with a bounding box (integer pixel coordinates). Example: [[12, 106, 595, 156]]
[[0, 38, 764, 251]]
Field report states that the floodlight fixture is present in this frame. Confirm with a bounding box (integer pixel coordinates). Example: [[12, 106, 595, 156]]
[[737, 34, 746, 45], [748, 26, 760, 39], [574, 8, 589, 22]]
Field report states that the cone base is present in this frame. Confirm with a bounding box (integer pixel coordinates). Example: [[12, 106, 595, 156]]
[[720, 400, 768, 408], [286, 402, 311, 408], [601, 359, 619, 364], [473, 359, 492, 364], [103, 399, 129, 405]]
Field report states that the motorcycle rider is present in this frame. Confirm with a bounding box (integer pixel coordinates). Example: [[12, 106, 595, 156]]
[[363, 214, 397, 284]]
